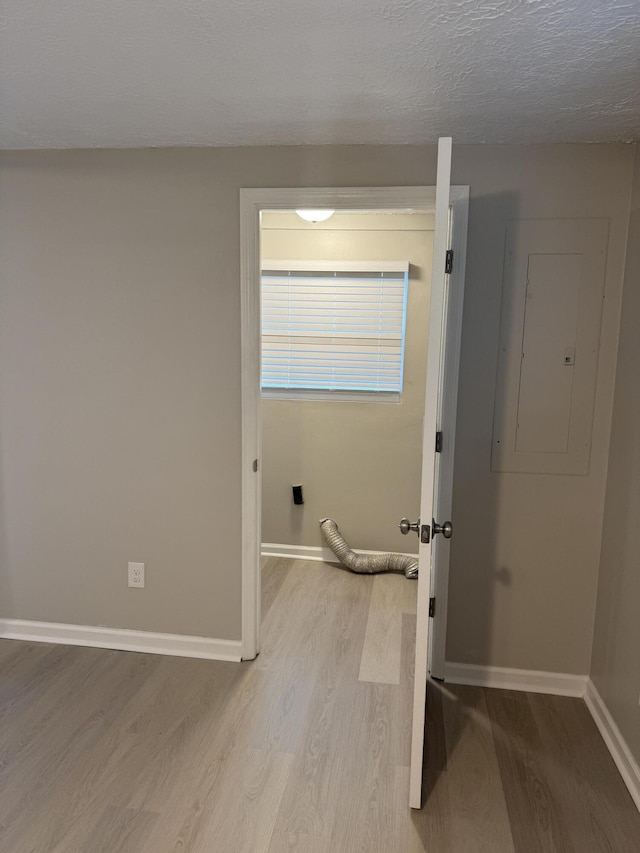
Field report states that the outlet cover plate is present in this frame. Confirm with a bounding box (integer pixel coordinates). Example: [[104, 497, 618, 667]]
[[128, 562, 145, 588]]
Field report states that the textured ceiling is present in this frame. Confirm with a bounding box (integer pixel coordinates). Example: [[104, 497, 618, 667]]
[[1, 0, 639, 149]]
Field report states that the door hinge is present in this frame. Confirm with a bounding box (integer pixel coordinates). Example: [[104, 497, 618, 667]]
[[429, 597, 436, 618], [435, 431, 443, 453], [445, 249, 454, 274], [420, 524, 431, 544]]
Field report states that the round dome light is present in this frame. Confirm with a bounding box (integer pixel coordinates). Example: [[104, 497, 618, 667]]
[[295, 209, 335, 223]]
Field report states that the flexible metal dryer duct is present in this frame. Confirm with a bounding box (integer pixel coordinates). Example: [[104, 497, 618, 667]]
[[319, 518, 418, 580]]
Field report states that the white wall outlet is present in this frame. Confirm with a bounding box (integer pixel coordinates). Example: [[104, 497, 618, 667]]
[[128, 562, 145, 588]]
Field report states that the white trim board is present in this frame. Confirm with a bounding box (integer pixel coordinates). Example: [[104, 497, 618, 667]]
[[0, 619, 242, 662], [444, 662, 588, 697], [261, 542, 418, 564], [585, 679, 640, 813]]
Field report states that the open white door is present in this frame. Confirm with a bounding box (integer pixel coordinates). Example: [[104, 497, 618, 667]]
[[409, 138, 468, 808]]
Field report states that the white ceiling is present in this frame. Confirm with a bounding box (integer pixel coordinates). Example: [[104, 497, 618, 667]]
[[1, 0, 639, 149]]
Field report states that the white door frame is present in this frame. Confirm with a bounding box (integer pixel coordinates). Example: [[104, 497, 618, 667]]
[[239, 185, 469, 662], [427, 185, 469, 679]]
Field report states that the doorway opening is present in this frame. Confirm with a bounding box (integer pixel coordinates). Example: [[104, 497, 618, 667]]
[[241, 187, 436, 659], [257, 207, 431, 678], [240, 175, 469, 809], [239, 184, 468, 662]]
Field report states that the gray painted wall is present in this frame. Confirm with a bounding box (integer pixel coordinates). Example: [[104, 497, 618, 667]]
[[261, 212, 432, 554], [446, 145, 632, 675], [591, 144, 640, 764], [0, 145, 633, 676]]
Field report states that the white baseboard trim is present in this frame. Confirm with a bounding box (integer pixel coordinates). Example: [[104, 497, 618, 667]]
[[261, 542, 418, 564], [0, 618, 243, 662], [585, 679, 640, 812], [444, 662, 588, 697]]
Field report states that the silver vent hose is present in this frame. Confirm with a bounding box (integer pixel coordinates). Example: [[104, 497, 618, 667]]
[[319, 518, 418, 580]]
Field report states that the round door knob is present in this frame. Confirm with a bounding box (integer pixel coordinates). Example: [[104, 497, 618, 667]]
[[399, 517, 420, 535], [432, 520, 453, 539]]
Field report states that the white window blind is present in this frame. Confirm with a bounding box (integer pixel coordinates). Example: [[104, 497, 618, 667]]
[[261, 260, 409, 394]]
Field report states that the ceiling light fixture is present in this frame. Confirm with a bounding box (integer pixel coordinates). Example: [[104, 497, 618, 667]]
[[295, 209, 335, 223]]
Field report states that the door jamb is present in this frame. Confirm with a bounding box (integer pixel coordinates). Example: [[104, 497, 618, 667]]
[[427, 187, 470, 678], [239, 185, 468, 661]]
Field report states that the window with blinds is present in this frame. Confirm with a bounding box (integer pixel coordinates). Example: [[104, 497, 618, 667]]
[[261, 260, 409, 397]]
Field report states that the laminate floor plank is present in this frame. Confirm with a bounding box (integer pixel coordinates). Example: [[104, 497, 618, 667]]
[[116, 659, 243, 811], [327, 753, 398, 853], [2, 558, 639, 853], [485, 688, 577, 853], [267, 831, 333, 852], [402, 575, 418, 614], [0, 639, 55, 694], [259, 561, 343, 669], [246, 654, 326, 754], [262, 557, 294, 618], [348, 681, 404, 767], [37, 655, 235, 850], [358, 573, 405, 684], [272, 578, 372, 835], [273, 748, 344, 839], [396, 612, 417, 767], [134, 672, 291, 851], [0, 651, 160, 853], [409, 680, 454, 851], [0, 636, 27, 664], [529, 692, 640, 852], [138, 565, 351, 851], [0, 641, 79, 729], [443, 684, 515, 852], [395, 764, 453, 853], [328, 613, 419, 850], [0, 648, 153, 799], [0, 644, 123, 754], [79, 805, 159, 853], [174, 747, 293, 853], [136, 721, 253, 852]]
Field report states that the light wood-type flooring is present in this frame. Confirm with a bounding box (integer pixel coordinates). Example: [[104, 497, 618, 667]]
[[1, 557, 639, 851]]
